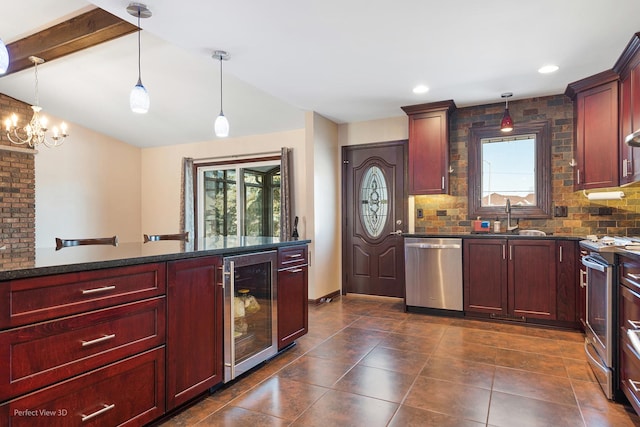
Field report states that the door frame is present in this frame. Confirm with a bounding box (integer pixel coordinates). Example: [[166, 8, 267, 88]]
[[341, 140, 408, 295]]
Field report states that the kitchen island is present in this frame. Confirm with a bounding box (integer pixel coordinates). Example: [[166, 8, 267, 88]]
[[0, 237, 310, 426]]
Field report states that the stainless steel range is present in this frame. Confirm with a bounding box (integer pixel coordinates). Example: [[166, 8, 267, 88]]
[[580, 236, 640, 400]]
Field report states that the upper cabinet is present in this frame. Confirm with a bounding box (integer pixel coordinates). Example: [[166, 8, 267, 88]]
[[614, 32, 640, 185], [401, 100, 456, 195], [566, 70, 620, 190]]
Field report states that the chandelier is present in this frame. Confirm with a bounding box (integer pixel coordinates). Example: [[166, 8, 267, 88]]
[[4, 56, 68, 148]]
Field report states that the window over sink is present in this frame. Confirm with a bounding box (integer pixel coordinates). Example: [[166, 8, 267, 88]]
[[468, 120, 552, 219]]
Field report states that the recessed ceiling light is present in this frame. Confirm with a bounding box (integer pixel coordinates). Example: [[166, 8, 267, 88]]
[[538, 64, 559, 74], [413, 85, 429, 94]]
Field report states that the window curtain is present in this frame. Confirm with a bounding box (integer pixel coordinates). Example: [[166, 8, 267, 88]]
[[280, 147, 293, 240], [180, 157, 195, 251]]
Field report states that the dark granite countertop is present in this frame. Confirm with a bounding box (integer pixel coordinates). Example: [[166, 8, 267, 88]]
[[0, 237, 311, 281], [404, 233, 584, 241]]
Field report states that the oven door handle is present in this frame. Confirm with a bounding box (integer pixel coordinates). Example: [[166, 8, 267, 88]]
[[628, 329, 640, 357], [581, 256, 607, 272]]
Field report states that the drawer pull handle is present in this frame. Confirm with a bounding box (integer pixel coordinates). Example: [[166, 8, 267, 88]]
[[81, 334, 116, 347], [81, 285, 116, 295], [631, 380, 640, 394], [287, 254, 302, 259], [629, 320, 640, 330], [287, 268, 303, 273], [628, 330, 640, 356], [628, 273, 640, 280], [81, 403, 115, 422]]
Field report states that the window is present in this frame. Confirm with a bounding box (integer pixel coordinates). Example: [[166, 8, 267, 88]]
[[196, 159, 281, 240], [468, 121, 552, 219]]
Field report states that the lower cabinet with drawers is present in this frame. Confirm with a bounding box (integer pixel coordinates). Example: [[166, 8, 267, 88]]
[[0, 243, 309, 426], [277, 245, 309, 350], [619, 254, 640, 414], [0, 263, 167, 426]]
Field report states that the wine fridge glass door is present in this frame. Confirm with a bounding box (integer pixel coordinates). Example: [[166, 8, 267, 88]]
[[223, 250, 278, 382]]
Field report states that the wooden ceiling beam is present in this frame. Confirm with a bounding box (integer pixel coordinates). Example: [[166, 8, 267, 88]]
[[4, 8, 137, 76]]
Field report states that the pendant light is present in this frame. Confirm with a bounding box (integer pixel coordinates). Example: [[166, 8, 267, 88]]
[[0, 37, 9, 74], [500, 92, 514, 133], [126, 3, 152, 114], [213, 50, 230, 138]]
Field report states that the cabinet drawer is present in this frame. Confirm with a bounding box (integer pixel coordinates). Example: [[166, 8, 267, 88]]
[[1, 347, 165, 426], [621, 285, 640, 335], [620, 255, 640, 293], [0, 297, 166, 402], [278, 246, 307, 269], [0, 263, 166, 329], [621, 339, 640, 415]]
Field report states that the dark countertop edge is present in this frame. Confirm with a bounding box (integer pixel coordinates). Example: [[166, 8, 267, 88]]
[[0, 240, 311, 281], [404, 233, 583, 241]]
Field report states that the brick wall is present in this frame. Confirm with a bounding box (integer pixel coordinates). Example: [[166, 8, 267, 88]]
[[414, 94, 640, 237], [0, 93, 35, 264]]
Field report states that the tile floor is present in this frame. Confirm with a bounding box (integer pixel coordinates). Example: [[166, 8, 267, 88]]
[[158, 294, 640, 426]]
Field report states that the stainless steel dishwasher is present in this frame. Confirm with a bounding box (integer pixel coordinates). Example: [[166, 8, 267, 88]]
[[404, 237, 463, 312]]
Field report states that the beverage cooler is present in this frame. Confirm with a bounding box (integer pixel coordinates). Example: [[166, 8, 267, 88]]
[[223, 251, 278, 382]]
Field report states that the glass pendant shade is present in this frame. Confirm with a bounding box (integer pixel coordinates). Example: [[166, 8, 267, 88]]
[[0, 39, 8, 74], [215, 112, 229, 137], [130, 79, 149, 114], [500, 108, 513, 132]]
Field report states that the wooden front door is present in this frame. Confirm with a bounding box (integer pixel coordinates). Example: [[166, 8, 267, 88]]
[[342, 141, 407, 298]]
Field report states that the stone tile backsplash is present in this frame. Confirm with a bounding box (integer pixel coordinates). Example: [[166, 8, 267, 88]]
[[413, 94, 640, 237]]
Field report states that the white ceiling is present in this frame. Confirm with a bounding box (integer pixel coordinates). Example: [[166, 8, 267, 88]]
[[0, 0, 639, 148]]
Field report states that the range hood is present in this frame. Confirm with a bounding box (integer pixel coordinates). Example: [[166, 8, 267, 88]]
[[625, 129, 640, 146]]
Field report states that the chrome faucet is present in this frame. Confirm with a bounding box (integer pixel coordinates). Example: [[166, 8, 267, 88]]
[[505, 198, 519, 232]]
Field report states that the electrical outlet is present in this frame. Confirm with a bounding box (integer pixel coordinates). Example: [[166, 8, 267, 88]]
[[554, 205, 568, 217], [595, 207, 613, 216], [416, 208, 424, 219]]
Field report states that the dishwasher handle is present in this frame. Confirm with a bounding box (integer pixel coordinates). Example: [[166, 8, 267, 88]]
[[405, 243, 461, 250]]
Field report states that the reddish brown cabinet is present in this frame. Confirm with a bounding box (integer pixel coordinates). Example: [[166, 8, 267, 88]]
[[615, 32, 640, 185], [619, 255, 640, 414], [277, 245, 308, 350], [463, 238, 507, 316], [166, 256, 223, 410], [1, 348, 165, 427], [464, 238, 560, 323], [566, 71, 619, 190], [0, 264, 167, 426], [401, 100, 456, 195]]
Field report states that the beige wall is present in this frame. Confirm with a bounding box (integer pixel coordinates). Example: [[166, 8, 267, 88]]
[[305, 112, 340, 300], [338, 116, 407, 146], [35, 119, 142, 248]]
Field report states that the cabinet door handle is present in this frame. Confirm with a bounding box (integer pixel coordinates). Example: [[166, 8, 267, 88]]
[[577, 169, 581, 185], [629, 320, 640, 330], [628, 273, 640, 280], [559, 246, 563, 263], [81, 285, 116, 295], [630, 380, 640, 394], [628, 329, 640, 357], [81, 334, 116, 347], [624, 159, 630, 177], [509, 245, 512, 261], [81, 403, 115, 422], [502, 244, 506, 260], [580, 270, 587, 288]]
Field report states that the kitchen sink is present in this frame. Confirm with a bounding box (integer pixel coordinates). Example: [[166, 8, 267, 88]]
[[518, 230, 546, 236]]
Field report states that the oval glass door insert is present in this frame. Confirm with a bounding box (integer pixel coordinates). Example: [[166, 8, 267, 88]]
[[359, 165, 389, 239]]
